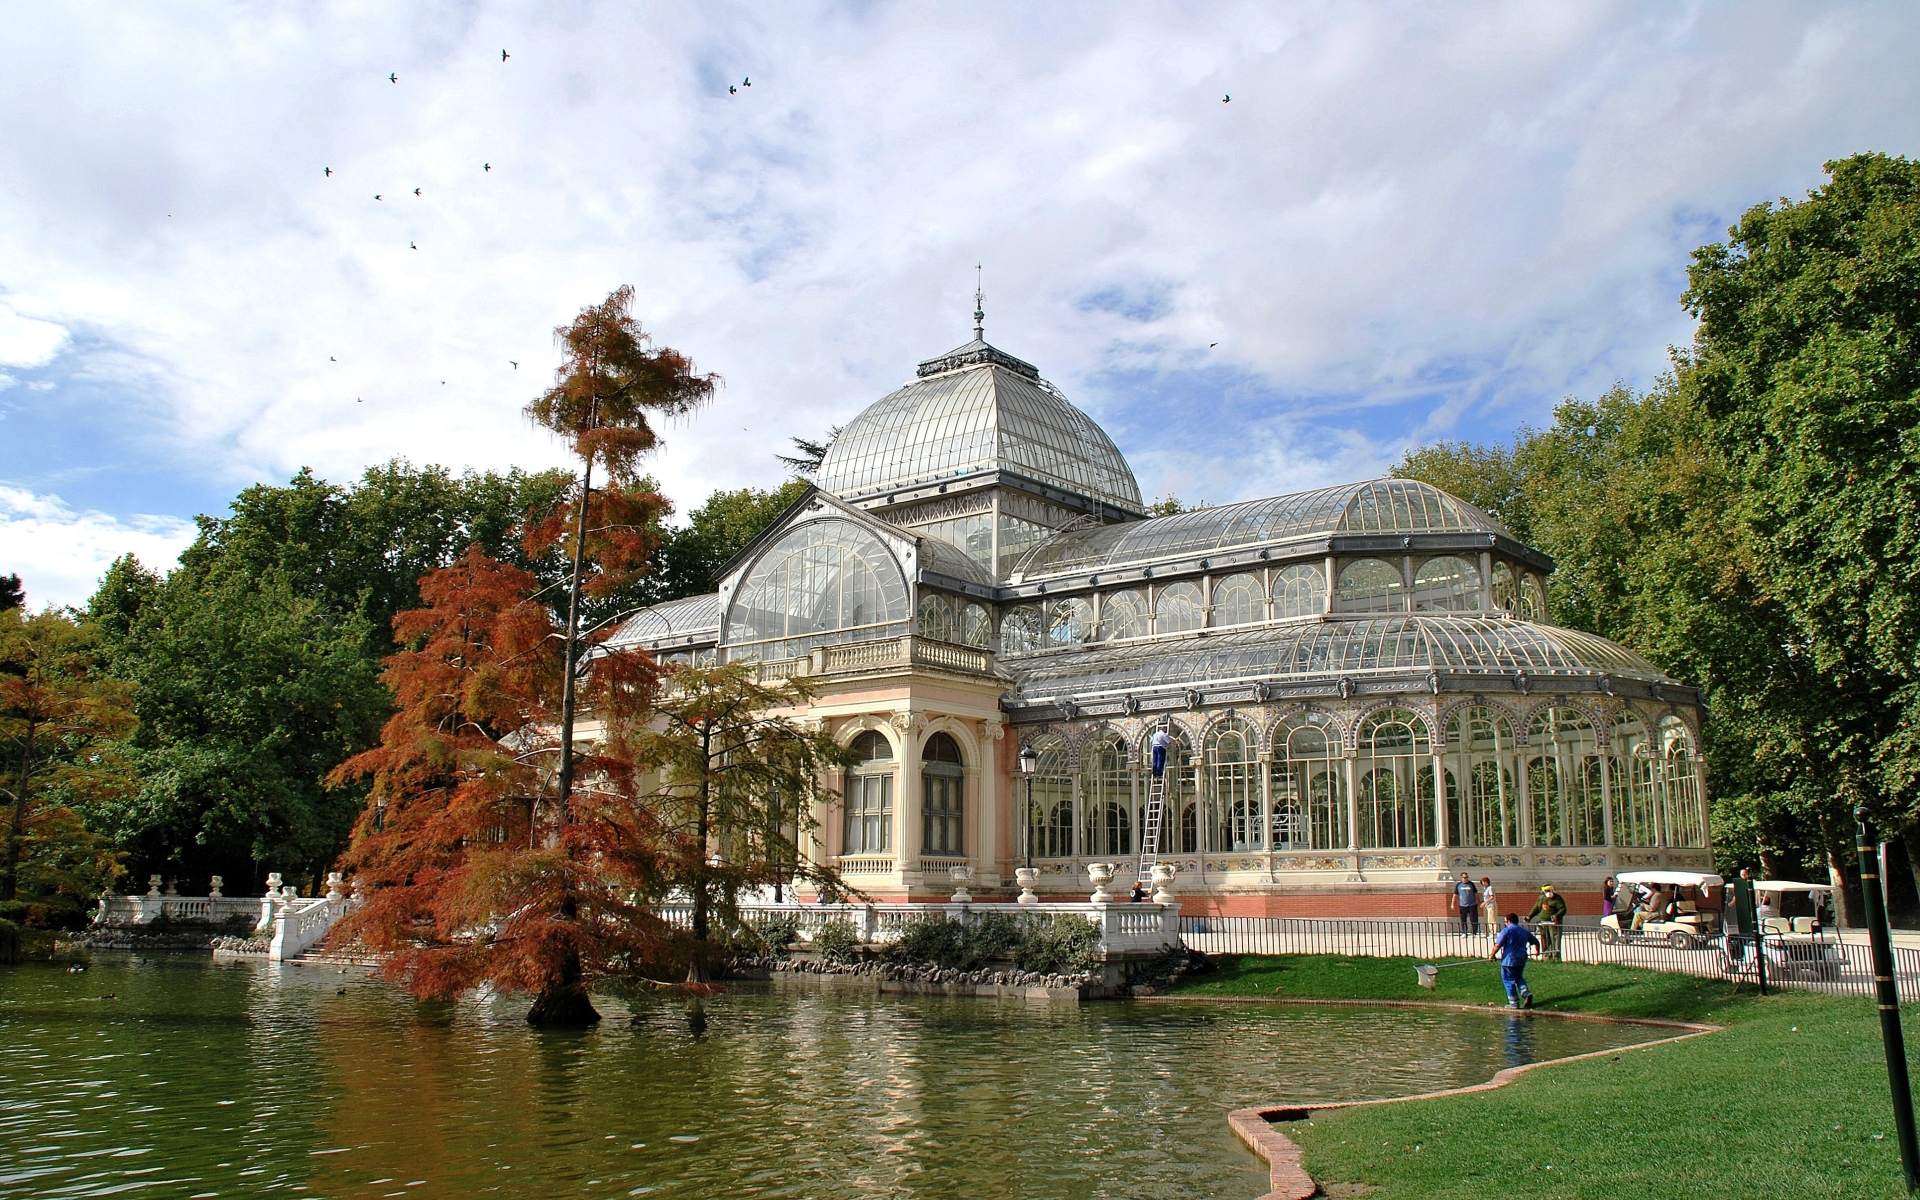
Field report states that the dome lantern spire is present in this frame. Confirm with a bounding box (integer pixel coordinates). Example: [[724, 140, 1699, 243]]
[[973, 265, 985, 341]]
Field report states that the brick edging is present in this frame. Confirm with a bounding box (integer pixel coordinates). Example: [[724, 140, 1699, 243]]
[[1152, 998, 1722, 1200]]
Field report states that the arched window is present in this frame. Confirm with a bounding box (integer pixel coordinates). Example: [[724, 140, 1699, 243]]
[[1081, 734, 1132, 857], [1273, 715, 1347, 850], [1101, 590, 1149, 641], [1610, 714, 1658, 846], [1272, 563, 1326, 619], [1660, 717, 1707, 848], [1025, 739, 1074, 858], [921, 732, 964, 856], [1155, 581, 1204, 633], [1526, 707, 1603, 847], [1142, 726, 1197, 853], [1206, 719, 1262, 851], [1047, 597, 1096, 645], [1519, 574, 1547, 623], [1210, 574, 1265, 627], [1490, 562, 1517, 613], [1445, 707, 1517, 847], [1413, 556, 1482, 612], [917, 593, 956, 642], [843, 731, 895, 855], [727, 518, 909, 660], [961, 603, 992, 648], [1356, 708, 1434, 848], [1337, 558, 1405, 614], [1000, 605, 1044, 655]]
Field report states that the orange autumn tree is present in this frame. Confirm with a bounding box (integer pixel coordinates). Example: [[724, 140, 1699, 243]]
[[329, 549, 676, 1025]]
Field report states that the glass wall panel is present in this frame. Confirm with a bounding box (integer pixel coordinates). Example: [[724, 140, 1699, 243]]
[[999, 513, 1059, 579], [1413, 556, 1483, 612], [921, 733, 964, 856], [912, 513, 994, 572], [727, 518, 909, 659], [917, 593, 956, 642], [1610, 715, 1659, 846], [1445, 706, 1518, 846], [1520, 574, 1547, 622], [1000, 605, 1044, 655], [843, 731, 895, 854], [1526, 707, 1603, 847], [1081, 734, 1132, 857], [1155, 581, 1204, 633], [1273, 563, 1327, 619], [1356, 708, 1434, 847], [1490, 562, 1517, 613], [1338, 558, 1405, 614], [1273, 716, 1347, 850], [1048, 597, 1096, 645], [1206, 719, 1262, 851], [1026, 739, 1074, 858], [1102, 589, 1149, 640], [1210, 573, 1265, 627], [1660, 717, 1707, 848], [961, 603, 992, 647]]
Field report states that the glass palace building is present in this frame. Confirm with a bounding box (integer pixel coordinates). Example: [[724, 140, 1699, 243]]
[[610, 332, 1713, 916]]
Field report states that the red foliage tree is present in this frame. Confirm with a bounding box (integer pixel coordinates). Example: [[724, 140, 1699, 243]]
[[328, 548, 677, 1024]]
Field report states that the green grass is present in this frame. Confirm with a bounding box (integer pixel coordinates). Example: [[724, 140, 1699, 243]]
[[1174, 955, 1916, 1198]]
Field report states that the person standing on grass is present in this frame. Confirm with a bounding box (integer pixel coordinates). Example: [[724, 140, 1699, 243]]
[[1451, 873, 1480, 936], [1528, 885, 1567, 960], [1490, 913, 1538, 1009], [1479, 877, 1496, 926], [1150, 722, 1171, 778]]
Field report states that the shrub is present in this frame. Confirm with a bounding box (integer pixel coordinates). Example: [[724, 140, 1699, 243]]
[[881, 916, 972, 968], [810, 919, 860, 964], [1012, 913, 1102, 975], [0, 918, 19, 965], [752, 913, 801, 955]]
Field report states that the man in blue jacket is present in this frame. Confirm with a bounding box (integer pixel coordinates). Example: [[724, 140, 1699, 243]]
[[1490, 912, 1539, 1009]]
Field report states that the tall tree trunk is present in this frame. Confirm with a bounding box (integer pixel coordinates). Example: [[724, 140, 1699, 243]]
[[1819, 810, 1866, 927], [555, 457, 594, 826], [1887, 829, 1920, 930], [526, 898, 599, 1026], [687, 722, 713, 983], [1, 712, 35, 903]]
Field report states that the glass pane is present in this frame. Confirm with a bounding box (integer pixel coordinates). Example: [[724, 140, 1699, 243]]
[[1156, 581, 1204, 633], [726, 518, 908, 659], [1413, 555, 1482, 612], [1210, 573, 1265, 627], [1337, 559, 1404, 614], [917, 593, 956, 642], [1102, 589, 1149, 640], [1273, 563, 1326, 619]]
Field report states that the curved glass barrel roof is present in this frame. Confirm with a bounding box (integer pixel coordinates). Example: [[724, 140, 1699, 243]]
[[1005, 615, 1671, 702], [917, 534, 994, 587], [607, 593, 719, 648], [725, 517, 910, 659], [815, 338, 1143, 511], [1019, 480, 1513, 578]]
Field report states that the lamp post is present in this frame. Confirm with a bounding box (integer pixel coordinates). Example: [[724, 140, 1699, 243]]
[[1018, 745, 1038, 869], [1856, 806, 1920, 1192]]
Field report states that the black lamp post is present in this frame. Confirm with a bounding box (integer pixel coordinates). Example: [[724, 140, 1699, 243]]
[[1018, 744, 1038, 869]]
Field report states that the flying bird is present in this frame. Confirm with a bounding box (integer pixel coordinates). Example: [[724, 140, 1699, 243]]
[[413, 187, 421, 195], [743, 76, 751, 87], [324, 166, 331, 177], [484, 163, 491, 171], [509, 360, 517, 369], [330, 356, 336, 361], [1223, 94, 1230, 102], [501, 49, 510, 62], [410, 241, 417, 249], [389, 72, 397, 83], [1209, 343, 1217, 348], [729, 85, 737, 94], [357, 397, 363, 403], [374, 194, 382, 200]]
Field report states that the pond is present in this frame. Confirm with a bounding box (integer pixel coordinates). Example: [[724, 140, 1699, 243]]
[[1, 957, 1659, 1199]]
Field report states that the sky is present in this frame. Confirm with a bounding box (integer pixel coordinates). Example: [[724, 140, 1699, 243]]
[[3, 1, 1918, 608]]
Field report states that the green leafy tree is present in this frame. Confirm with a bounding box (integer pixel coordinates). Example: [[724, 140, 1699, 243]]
[[774, 427, 841, 478], [1392, 439, 1532, 544], [0, 608, 131, 925]]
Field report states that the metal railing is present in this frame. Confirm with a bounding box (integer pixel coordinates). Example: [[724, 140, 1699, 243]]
[[1179, 916, 1920, 1000]]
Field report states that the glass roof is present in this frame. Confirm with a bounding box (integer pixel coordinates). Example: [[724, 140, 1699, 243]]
[[607, 593, 719, 647], [1004, 615, 1671, 701], [1019, 480, 1513, 578], [815, 340, 1143, 511], [917, 534, 994, 587]]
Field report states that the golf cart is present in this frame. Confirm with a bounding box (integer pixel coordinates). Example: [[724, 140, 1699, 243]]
[[1734, 880, 1844, 982], [1599, 869, 1724, 950]]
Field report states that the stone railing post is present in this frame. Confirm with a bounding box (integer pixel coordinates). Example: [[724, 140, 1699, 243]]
[[859, 903, 878, 943]]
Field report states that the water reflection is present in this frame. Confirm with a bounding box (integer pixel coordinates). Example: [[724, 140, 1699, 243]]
[[0, 959, 1658, 1199]]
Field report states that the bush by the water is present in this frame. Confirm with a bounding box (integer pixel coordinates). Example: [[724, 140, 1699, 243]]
[[811, 919, 860, 963], [1011, 913, 1102, 975], [0, 918, 20, 965], [869, 912, 1100, 974]]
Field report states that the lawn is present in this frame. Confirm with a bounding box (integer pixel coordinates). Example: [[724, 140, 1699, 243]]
[[1171, 954, 1916, 1199]]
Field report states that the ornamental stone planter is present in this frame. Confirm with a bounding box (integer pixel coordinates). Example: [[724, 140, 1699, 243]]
[[1150, 864, 1177, 905], [1087, 862, 1117, 904], [1015, 867, 1041, 906]]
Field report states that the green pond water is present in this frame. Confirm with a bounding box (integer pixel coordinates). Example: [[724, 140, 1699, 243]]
[[1, 956, 1658, 1199]]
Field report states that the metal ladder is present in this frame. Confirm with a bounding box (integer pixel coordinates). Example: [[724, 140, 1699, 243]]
[[1137, 770, 1167, 883]]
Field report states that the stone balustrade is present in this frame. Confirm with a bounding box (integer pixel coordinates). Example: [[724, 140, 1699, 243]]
[[663, 897, 1183, 959]]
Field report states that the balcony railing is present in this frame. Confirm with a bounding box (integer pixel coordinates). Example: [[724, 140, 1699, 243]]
[[743, 636, 998, 683]]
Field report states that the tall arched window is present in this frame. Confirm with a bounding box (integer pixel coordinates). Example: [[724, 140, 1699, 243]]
[[1000, 605, 1044, 655], [1210, 574, 1265, 627], [1526, 707, 1603, 847], [1445, 707, 1518, 846], [727, 518, 909, 660], [1272, 563, 1327, 619], [1413, 556, 1482, 612], [1047, 597, 1096, 645], [843, 731, 895, 855], [921, 732, 964, 857], [1026, 739, 1074, 858], [1490, 562, 1517, 613], [1356, 708, 1434, 848], [1338, 559, 1405, 614], [1142, 726, 1197, 853], [917, 593, 956, 642], [1519, 574, 1548, 623], [1273, 715, 1347, 850], [1206, 720, 1262, 851], [1154, 581, 1205, 633], [961, 603, 992, 648], [1610, 714, 1659, 846], [1660, 717, 1706, 848], [1101, 590, 1149, 640], [1081, 734, 1132, 857]]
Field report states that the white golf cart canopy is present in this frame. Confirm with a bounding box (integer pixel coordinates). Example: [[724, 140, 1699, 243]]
[[1752, 880, 1833, 893], [1616, 870, 1724, 888]]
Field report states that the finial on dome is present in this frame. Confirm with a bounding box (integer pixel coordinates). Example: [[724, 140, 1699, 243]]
[[973, 265, 985, 341]]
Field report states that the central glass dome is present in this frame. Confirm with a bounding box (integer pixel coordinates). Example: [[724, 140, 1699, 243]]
[[815, 337, 1144, 512]]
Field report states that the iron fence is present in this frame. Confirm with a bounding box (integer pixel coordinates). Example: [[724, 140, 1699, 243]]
[[1178, 916, 1920, 1001]]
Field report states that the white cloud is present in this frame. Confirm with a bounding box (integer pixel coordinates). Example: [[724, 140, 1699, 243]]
[[0, 305, 67, 367], [0, 2, 1915, 516], [0, 487, 196, 609]]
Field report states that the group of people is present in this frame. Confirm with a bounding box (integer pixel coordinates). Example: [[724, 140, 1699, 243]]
[[1445, 874, 1569, 1007]]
